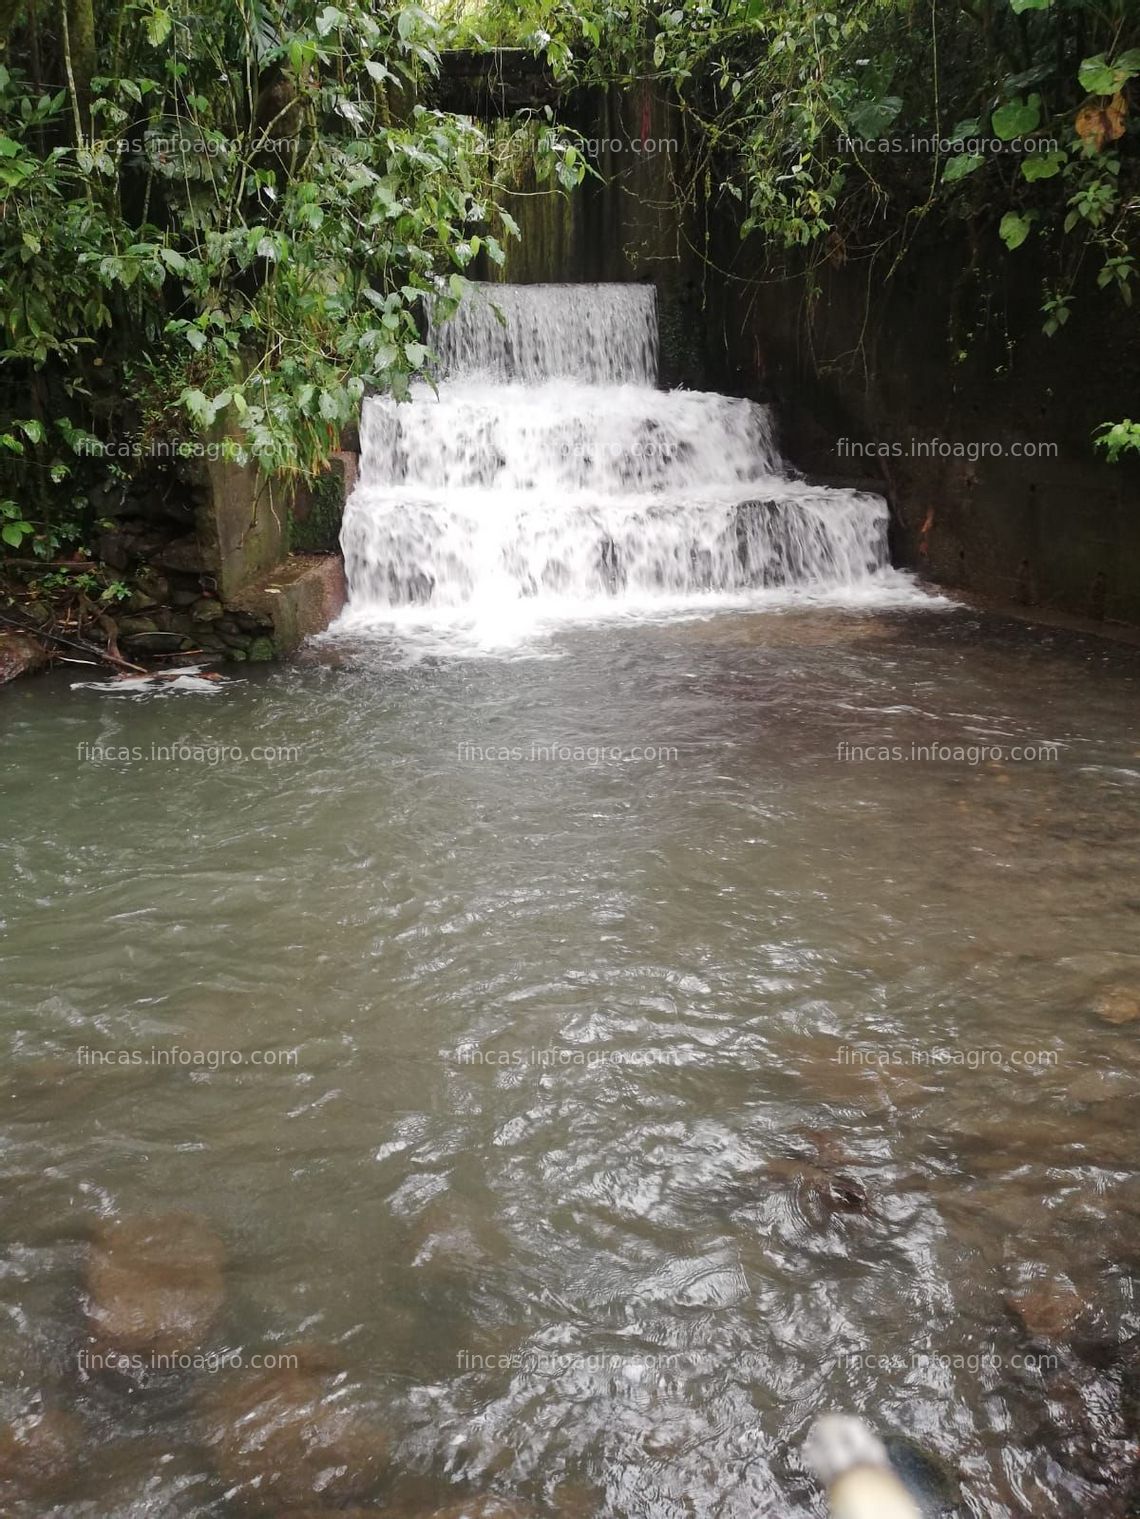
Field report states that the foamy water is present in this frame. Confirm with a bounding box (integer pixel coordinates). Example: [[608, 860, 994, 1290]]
[[337, 283, 938, 647]]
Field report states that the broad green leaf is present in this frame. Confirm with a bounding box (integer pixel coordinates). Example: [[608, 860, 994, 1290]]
[[943, 152, 985, 183], [1021, 150, 1065, 181], [1078, 51, 1140, 95], [181, 387, 214, 425], [146, 8, 173, 45], [1079, 55, 1117, 94], [317, 6, 347, 36], [999, 210, 1033, 249], [991, 94, 1040, 140], [948, 118, 980, 142], [404, 341, 428, 368]]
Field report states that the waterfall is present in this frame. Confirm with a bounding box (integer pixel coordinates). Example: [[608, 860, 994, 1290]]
[[425, 282, 658, 385], [339, 282, 920, 640]]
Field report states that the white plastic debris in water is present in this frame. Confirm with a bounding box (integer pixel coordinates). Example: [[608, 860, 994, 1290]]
[[70, 666, 231, 696]]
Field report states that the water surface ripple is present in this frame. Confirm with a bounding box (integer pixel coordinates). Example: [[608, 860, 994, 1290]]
[[1, 606, 1138, 1517]]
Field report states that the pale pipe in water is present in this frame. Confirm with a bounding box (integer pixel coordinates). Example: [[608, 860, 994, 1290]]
[[804, 1416, 921, 1519]]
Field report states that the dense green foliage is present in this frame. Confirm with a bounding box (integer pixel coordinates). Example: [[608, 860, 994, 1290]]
[[0, 0, 583, 564], [442, 0, 1136, 281]]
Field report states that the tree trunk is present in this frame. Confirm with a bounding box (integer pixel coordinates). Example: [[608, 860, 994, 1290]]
[[62, 0, 96, 135]]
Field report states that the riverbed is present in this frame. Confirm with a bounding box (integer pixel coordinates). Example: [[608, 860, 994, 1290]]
[[1, 602, 1138, 1516]]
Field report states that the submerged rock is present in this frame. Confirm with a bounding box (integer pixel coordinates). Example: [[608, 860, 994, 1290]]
[[1006, 1280, 1086, 1338], [0, 632, 48, 684], [882, 1434, 962, 1518], [0, 1408, 84, 1502], [1064, 1067, 1139, 1103], [794, 1126, 855, 1170], [427, 1501, 535, 1519], [204, 1349, 387, 1511], [763, 1159, 871, 1219], [819, 1173, 869, 1214], [85, 1213, 225, 1357], [1091, 985, 1140, 1025]]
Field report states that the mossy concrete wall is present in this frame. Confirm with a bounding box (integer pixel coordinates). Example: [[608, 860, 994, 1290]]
[[229, 555, 347, 650], [198, 447, 290, 602], [289, 452, 358, 555], [177, 435, 357, 655], [699, 227, 1140, 625]]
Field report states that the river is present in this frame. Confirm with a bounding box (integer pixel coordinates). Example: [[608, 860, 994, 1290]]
[[0, 284, 1137, 1517], [2, 602, 1139, 1516]]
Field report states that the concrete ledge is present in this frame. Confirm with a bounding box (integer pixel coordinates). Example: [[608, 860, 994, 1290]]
[[228, 554, 347, 654]]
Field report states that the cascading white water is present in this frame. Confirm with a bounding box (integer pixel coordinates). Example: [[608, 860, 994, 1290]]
[[339, 282, 918, 639], [426, 282, 658, 385]]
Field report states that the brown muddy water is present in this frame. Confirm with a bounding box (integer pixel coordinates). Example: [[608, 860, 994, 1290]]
[[1, 603, 1138, 1518]]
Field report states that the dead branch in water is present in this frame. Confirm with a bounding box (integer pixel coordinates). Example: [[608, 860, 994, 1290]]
[[0, 609, 149, 675]]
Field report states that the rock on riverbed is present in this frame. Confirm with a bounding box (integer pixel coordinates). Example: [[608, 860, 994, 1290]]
[[1006, 1279, 1086, 1338], [1091, 984, 1140, 1025], [0, 1409, 84, 1503], [85, 1213, 225, 1357], [0, 632, 47, 684], [423, 1502, 534, 1519], [882, 1434, 962, 1518], [204, 1349, 387, 1511], [273, 1509, 531, 1519]]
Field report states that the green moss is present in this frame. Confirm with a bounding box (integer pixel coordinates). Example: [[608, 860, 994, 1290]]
[[289, 469, 346, 554]]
